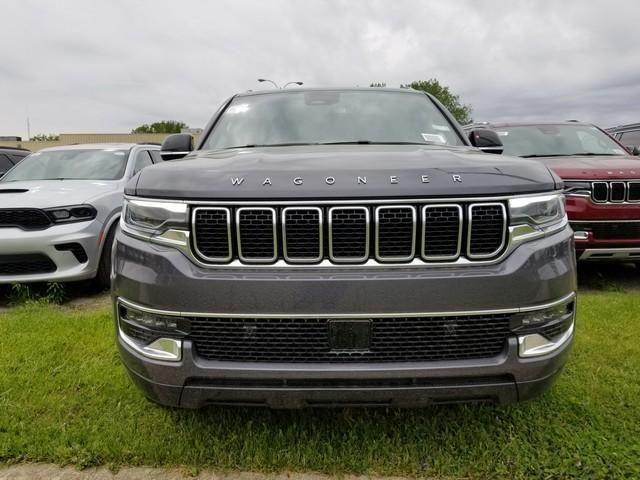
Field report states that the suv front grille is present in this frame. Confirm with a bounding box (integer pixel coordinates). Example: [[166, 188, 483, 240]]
[[0, 209, 52, 230], [591, 181, 640, 203], [188, 313, 512, 363], [192, 201, 507, 265]]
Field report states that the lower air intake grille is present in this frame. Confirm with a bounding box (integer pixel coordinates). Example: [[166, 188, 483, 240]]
[[0, 254, 57, 276], [468, 204, 506, 258], [188, 314, 511, 363], [571, 221, 640, 240]]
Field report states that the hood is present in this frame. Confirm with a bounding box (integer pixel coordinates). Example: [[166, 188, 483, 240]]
[[131, 145, 557, 199], [0, 180, 121, 209], [533, 155, 640, 180]]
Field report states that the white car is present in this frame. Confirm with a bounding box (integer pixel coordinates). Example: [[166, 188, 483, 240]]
[[0, 143, 161, 287]]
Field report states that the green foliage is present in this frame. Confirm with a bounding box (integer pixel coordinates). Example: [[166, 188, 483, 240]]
[[7, 282, 66, 305], [30, 133, 60, 141], [0, 292, 639, 478], [405, 79, 473, 124], [369, 82, 387, 87], [131, 121, 188, 134]]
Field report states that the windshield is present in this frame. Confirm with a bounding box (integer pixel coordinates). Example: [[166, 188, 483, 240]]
[[494, 124, 627, 157], [202, 90, 465, 150], [1, 148, 129, 182]]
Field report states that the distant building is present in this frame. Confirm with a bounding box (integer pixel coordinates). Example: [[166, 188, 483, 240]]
[[0, 132, 202, 152]]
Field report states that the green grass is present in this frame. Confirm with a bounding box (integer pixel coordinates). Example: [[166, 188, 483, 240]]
[[1, 293, 639, 479]]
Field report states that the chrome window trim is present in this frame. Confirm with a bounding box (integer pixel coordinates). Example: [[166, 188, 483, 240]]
[[235, 207, 278, 263], [374, 205, 416, 262], [191, 207, 233, 263], [328, 206, 370, 263], [421, 204, 463, 261], [117, 292, 575, 319], [466, 203, 507, 260], [281, 206, 323, 264]]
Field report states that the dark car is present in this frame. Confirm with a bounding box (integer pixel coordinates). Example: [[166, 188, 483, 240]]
[[0, 146, 30, 178], [113, 88, 576, 408], [465, 121, 640, 264]]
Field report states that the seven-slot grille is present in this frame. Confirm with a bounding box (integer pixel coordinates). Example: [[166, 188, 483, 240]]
[[188, 313, 512, 363], [0, 209, 52, 230], [192, 202, 507, 265], [591, 181, 640, 203]]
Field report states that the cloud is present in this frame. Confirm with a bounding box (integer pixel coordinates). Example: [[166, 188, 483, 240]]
[[1, 0, 638, 136]]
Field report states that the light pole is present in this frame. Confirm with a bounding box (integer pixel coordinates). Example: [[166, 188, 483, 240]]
[[283, 81, 304, 88], [258, 78, 279, 89]]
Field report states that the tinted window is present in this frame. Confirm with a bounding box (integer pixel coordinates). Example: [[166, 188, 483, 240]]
[[1, 149, 129, 182], [149, 150, 163, 163], [202, 90, 464, 150], [0, 154, 14, 172], [132, 150, 153, 175], [620, 130, 640, 146], [494, 125, 627, 157]]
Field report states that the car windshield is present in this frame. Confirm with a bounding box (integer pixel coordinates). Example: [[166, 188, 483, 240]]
[[494, 124, 627, 157], [202, 90, 465, 150], [1, 148, 129, 182]]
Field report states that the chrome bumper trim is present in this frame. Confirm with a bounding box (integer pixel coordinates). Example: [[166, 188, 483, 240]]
[[579, 248, 640, 261]]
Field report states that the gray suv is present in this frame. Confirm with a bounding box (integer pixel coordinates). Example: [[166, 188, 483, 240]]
[[113, 88, 577, 408]]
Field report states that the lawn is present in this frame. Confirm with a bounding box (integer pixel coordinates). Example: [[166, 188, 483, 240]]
[[1, 290, 639, 479]]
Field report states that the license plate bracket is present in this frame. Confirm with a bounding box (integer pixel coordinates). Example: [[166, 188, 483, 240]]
[[328, 319, 372, 351]]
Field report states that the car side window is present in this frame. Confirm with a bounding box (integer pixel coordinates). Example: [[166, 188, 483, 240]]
[[0, 154, 14, 173], [131, 150, 153, 175], [620, 130, 640, 147], [149, 150, 163, 163]]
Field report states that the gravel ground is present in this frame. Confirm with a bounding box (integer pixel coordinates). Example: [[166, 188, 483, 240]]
[[0, 465, 427, 480]]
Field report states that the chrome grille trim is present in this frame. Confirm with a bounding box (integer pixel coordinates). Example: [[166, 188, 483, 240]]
[[374, 205, 416, 262], [192, 207, 233, 263], [328, 206, 370, 263], [421, 204, 463, 261], [467, 203, 507, 260], [235, 207, 278, 264], [281, 206, 323, 264], [591, 181, 609, 203], [609, 181, 626, 203]]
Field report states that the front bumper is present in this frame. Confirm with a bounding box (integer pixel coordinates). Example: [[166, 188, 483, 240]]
[[0, 220, 104, 284], [113, 226, 577, 408]]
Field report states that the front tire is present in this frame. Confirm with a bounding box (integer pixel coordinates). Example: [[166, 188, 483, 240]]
[[95, 225, 117, 290]]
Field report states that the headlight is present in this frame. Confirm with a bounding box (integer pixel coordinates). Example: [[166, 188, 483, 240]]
[[509, 193, 567, 243], [45, 204, 97, 224], [122, 198, 188, 244]]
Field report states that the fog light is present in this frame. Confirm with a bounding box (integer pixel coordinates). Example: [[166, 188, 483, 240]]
[[515, 297, 576, 358], [117, 301, 187, 362], [518, 322, 574, 358]]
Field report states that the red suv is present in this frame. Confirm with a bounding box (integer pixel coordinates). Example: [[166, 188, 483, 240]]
[[465, 122, 640, 264]]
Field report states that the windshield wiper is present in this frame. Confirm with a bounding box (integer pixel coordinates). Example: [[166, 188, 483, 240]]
[[222, 142, 318, 149], [317, 141, 433, 146]]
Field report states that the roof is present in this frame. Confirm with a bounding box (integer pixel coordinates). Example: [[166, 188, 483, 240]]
[[0, 146, 30, 152], [236, 86, 422, 98], [36, 142, 159, 152]]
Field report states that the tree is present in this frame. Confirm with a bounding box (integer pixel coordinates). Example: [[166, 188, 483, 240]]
[[131, 120, 188, 134], [30, 133, 59, 141], [403, 79, 472, 124], [369, 82, 387, 87]]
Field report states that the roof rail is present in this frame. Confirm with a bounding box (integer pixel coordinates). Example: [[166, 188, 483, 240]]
[[0, 146, 30, 152]]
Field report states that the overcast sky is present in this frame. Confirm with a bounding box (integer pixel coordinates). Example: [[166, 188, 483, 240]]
[[1, 0, 638, 137]]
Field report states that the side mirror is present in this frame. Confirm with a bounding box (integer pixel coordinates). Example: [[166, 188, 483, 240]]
[[160, 134, 194, 160], [0, 172, 4, 179], [468, 129, 504, 155], [632, 146, 640, 156]]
